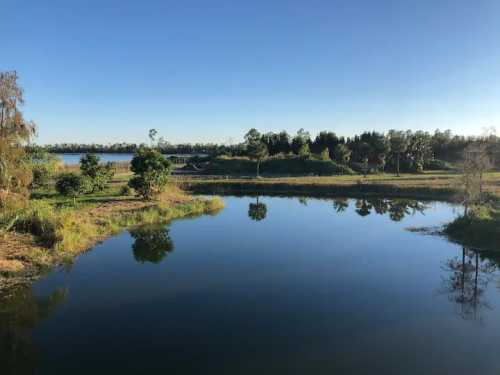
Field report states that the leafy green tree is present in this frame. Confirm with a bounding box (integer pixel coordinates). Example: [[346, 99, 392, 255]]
[[332, 144, 351, 165], [128, 147, 172, 200], [80, 154, 115, 192], [245, 128, 268, 177], [388, 130, 409, 176], [55, 173, 92, 204], [130, 225, 173, 264], [291, 128, 311, 155], [408, 131, 433, 172]]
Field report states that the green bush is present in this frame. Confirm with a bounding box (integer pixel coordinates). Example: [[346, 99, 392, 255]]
[[80, 154, 115, 192], [14, 201, 62, 246], [55, 173, 92, 200], [128, 147, 172, 200]]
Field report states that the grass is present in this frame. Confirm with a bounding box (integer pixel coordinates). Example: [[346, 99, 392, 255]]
[[0, 182, 224, 289], [444, 206, 500, 251]]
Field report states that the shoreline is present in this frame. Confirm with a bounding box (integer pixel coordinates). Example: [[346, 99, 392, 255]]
[[0, 197, 224, 291]]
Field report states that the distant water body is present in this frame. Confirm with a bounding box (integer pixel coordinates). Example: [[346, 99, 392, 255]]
[[56, 153, 205, 165]]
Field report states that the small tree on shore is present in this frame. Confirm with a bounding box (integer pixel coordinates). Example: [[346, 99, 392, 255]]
[[128, 147, 172, 200], [0, 71, 36, 199], [80, 153, 115, 192], [333, 144, 351, 165], [461, 142, 492, 214], [244, 129, 268, 178], [55, 173, 92, 205], [388, 130, 408, 176], [319, 147, 330, 161]]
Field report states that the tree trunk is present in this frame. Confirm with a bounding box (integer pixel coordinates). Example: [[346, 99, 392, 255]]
[[396, 153, 400, 177], [256, 160, 260, 178]]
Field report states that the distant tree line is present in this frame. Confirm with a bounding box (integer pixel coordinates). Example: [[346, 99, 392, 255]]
[[39, 128, 500, 173], [241, 128, 500, 174]]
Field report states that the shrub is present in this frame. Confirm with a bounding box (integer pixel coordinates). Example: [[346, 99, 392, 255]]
[[55, 173, 92, 202], [80, 154, 115, 192], [128, 147, 172, 200], [120, 185, 133, 196]]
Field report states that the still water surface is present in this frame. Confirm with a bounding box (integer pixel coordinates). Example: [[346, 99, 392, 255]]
[[2, 196, 500, 374], [57, 153, 204, 165]]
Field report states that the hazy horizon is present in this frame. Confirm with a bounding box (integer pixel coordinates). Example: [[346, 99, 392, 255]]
[[3, 0, 499, 144]]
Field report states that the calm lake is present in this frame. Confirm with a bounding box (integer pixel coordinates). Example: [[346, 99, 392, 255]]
[[57, 153, 205, 165], [3, 196, 500, 374]]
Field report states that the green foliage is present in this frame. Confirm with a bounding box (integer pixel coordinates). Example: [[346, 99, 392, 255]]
[[298, 143, 311, 158], [129, 147, 172, 200], [119, 185, 133, 196], [80, 154, 115, 192], [245, 128, 269, 177], [332, 144, 351, 165], [29, 148, 61, 189], [203, 156, 353, 176], [55, 173, 91, 199], [444, 207, 500, 250], [319, 148, 331, 161], [0, 71, 36, 197]]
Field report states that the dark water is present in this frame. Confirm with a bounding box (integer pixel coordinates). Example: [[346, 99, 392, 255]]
[[2, 196, 500, 374]]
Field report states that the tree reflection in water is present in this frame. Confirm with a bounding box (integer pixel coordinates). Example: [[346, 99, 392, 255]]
[[439, 247, 497, 321], [335, 197, 428, 222], [0, 286, 68, 375], [130, 225, 174, 264], [248, 196, 267, 221]]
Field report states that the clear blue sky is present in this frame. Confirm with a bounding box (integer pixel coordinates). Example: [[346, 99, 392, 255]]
[[2, 0, 500, 144]]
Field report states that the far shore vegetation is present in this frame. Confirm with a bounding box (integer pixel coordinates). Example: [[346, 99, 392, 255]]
[[2, 70, 500, 288]]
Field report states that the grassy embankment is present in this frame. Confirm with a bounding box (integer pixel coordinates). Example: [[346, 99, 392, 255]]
[[181, 171, 500, 201], [0, 175, 223, 289]]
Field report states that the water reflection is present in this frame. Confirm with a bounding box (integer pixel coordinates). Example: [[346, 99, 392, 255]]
[[130, 225, 174, 264], [333, 197, 428, 221], [439, 247, 498, 321], [0, 286, 68, 374], [248, 196, 267, 221]]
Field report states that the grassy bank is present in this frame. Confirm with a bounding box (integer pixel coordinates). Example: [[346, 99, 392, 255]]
[[0, 187, 224, 290], [444, 206, 500, 251], [189, 156, 354, 176], [181, 172, 500, 201]]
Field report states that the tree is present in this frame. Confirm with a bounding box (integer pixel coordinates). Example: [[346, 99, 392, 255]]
[[408, 131, 432, 172], [291, 128, 311, 155], [248, 196, 267, 221], [0, 71, 36, 199], [149, 128, 158, 146], [461, 142, 492, 213], [319, 147, 331, 161], [332, 144, 351, 165], [29, 147, 61, 190], [244, 129, 268, 177], [55, 173, 92, 204], [80, 154, 115, 192], [388, 130, 409, 176], [298, 143, 311, 159], [128, 146, 172, 200], [358, 142, 372, 177]]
